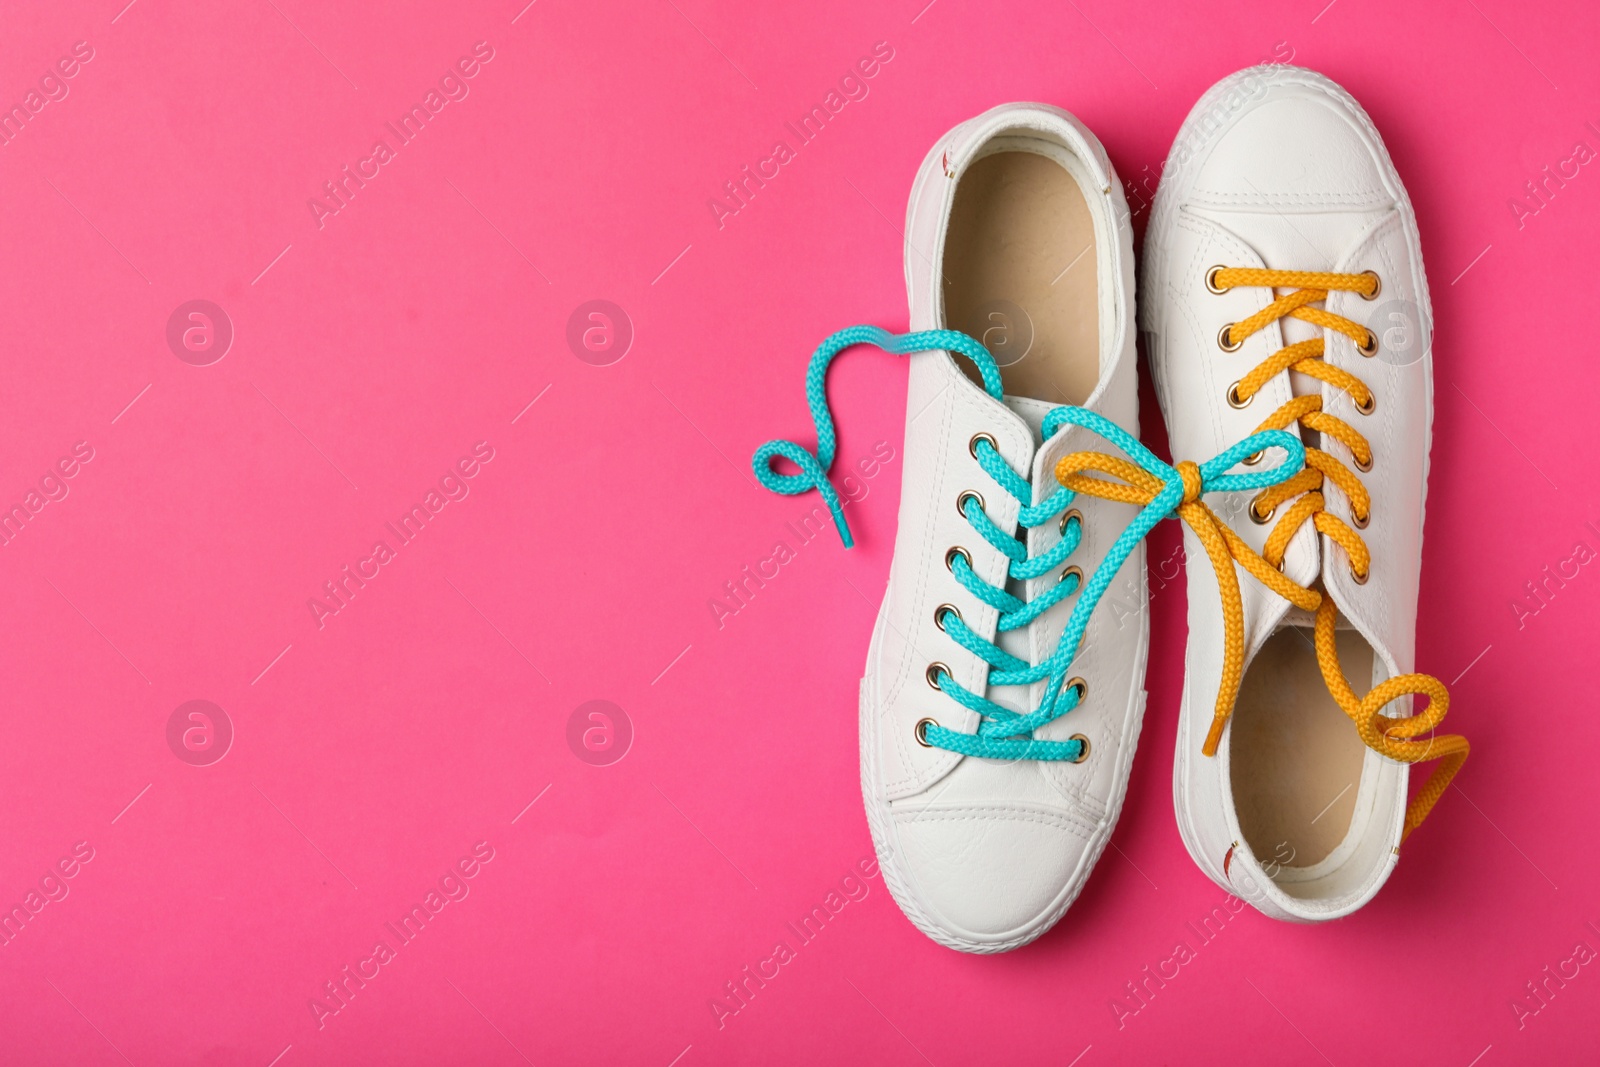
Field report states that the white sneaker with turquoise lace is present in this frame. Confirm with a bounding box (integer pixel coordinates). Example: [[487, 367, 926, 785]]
[[857, 104, 1145, 952]]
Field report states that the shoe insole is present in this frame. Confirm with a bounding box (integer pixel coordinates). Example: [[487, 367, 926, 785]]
[[1229, 623, 1373, 870], [943, 150, 1099, 405]]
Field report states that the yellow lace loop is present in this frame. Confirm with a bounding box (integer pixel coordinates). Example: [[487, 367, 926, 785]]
[[1209, 266, 1468, 836], [1054, 453, 1307, 757], [1314, 598, 1470, 840]]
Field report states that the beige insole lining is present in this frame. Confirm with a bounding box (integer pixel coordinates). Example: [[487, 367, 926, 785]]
[[1230, 625, 1374, 870], [943, 150, 1100, 405]]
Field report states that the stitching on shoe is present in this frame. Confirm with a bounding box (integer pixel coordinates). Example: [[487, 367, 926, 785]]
[[886, 371, 1026, 795], [1172, 215, 1231, 462], [1189, 190, 1391, 208], [1173, 212, 1283, 465], [893, 805, 1100, 840], [884, 376, 952, 794]]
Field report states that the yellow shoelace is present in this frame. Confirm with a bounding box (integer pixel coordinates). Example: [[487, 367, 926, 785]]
[[1215, 266, 1467, 838], [1053, 453, 1299, 758], [1059, 267, 1467, 839]]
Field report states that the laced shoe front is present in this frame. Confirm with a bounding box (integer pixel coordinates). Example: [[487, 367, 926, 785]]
[[1141, 64, 1467, 921], [1205, 266, 1466, 827], [755, 105, 1154, 952], [757, 325, 1306, 951]]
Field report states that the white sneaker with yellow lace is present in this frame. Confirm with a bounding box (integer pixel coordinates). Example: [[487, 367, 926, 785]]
[[1141, 65, 1467, 922]]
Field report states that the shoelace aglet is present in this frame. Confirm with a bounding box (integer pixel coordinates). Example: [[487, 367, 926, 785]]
[[832, 508, 855, 549], [1202, 716, 1226, 758], [819, 482, 854, 548]]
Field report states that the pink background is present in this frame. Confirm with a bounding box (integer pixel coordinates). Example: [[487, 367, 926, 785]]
[[0, 0, 1596, 1063]]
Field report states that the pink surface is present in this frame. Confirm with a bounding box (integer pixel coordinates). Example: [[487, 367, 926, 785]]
[[0, 0, 1596, 1064]]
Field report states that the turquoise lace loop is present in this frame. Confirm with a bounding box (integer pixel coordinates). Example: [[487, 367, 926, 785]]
[[754, 326, 1306, 762], [752, 326, 1001, 548]]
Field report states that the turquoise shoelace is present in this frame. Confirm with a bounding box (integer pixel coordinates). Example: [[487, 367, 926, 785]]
[[754, 325, 1304, 761]]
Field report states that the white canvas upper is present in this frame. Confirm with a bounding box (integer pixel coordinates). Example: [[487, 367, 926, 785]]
[[859, 103, 1147, 952], [1141, 66, 1436, 922]]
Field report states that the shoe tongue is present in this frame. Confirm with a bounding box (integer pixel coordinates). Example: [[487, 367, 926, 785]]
[[1003, 394, 1055, 444], [991, 395, 1054, 714], [1215, 208, 1391, 398], [1222, 208, 1389, 278], [1278, 605, 1358, 631], [1279, 606, 1317, 628]]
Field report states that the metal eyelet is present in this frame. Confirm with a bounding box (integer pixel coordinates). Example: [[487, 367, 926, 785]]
[[957, 489, 985, 518], [1241, 451, 1264, 467], [1061, 564, 1084, 588], [1218, 324, 1243, 352], [1249, 496, 1275, 525], [945, 546, 971, 572], [1358, 270, 1381, 300], [968, 432, 997, 461], [1068, 734, 1091, 763], [1351, 567, 1370, 586], [926, 663, 950, 690], [1227, 382, 1252, 409], [1351, 510, 1370, 530], [934, 604, 961, 632], [1205, 265, 1230, 294], [1058, 507, 1084, 536], [1358, 330, 1379, 357], [915, 718, 938, 746], [1355, 392, 1377, 416], [1062, 676, 1088, 703], [1354, 451, 1374, 473]]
